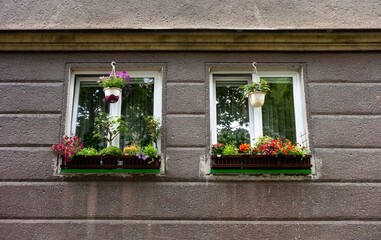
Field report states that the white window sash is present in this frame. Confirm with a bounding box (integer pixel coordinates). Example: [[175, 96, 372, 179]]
[[67, 70, 163, 151], [210, 70, 308, 147]]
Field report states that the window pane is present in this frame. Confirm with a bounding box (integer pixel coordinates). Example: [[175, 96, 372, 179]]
[[75, 81, 108, 148], [261, 77, 296, 142], [120, 78, 154, 147], [216, 80, 250, 145]]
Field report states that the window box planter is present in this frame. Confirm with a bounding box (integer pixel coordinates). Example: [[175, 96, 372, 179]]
[[60, 156, 161, 174], [211, 154, 312, 175]]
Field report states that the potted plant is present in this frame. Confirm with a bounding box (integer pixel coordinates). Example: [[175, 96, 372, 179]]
[[223, 144, 237, 155], [51, 135, 83, 164], [123, 145, 140, 156], [238, 143, 251, 154], [99, 61, 130, 103], [210, 136, 312, 174], [242, 79, 271, 107], [93, 112, 129, 147], [57, 114, 162, 172], [76, 147, 99, 156], [211, 143, 225, 157], [146, 116, 161, 148], [99, 146, 123, 156]]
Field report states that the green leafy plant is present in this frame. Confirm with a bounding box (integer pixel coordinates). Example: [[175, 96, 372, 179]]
[[93, 112, 129, 146], [142, 145, 159, 158], [83, 132, 103, 151], [76, 147, 99, 157], [253, 135, 273, 148], [99, 146, 123, 156], [146, 116, 161, 147], [241, 79, 271, 96], [99, 71, 130, 89], [135, 145, 159, 164], [223, 144, 237, 155]]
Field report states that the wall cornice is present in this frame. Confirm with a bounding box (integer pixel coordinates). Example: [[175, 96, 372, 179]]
[[0, 29, 380, 51]]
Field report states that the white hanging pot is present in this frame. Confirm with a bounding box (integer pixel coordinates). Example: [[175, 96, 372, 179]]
[[104, 87, 121, 103], [249, 92, 266, 107]]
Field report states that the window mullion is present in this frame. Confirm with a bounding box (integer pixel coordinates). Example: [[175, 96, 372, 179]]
[[253, 107, 263, 140], [71, 79, 81, 136], [210, 74, 217, 144], [252, 72, 263, 143], [292, 73, 307, 145], [109, 95, 122, 147], [153, 72, 162, 153]]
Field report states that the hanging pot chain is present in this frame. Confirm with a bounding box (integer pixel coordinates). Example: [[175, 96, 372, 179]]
[[111, 61, 116, 77], [252, 62, 260, 83]]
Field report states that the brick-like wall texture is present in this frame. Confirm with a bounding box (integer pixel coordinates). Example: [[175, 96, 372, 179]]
[[0, 51, 381, 239]]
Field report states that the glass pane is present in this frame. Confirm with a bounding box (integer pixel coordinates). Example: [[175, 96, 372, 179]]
[[216, 80, 250, 146], [75, 81, 108, 149], [120, 78, 154, 147], [261, 77, 296, 142]]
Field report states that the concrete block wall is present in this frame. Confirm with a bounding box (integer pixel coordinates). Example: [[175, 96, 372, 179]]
[[1, 0, 380, 30], [0, 52, 380, 239]]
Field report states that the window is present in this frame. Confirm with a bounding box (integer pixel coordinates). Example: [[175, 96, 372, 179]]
[[66, 70, 162, 151], [210, 71, 308, 147]]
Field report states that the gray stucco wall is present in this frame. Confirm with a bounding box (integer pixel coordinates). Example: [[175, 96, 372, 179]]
[[0, 51, 380, 239], [1, 0, 381, 30]]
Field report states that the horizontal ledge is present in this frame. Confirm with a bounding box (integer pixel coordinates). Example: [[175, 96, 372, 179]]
[[166, 147, 206, 150], [1, 219, 381, 224], [314, 147, 381, 150], [0, 111, 62, 114], [0, 82, 64, 86], [0, 144, 53, 148], [1, 182, 381, 186], [61, 169, 161, 174], [311, 115, 381, 118], [0, 29, 380, 51], [313, 145, 381, 149], [211, 169, 312, 175], [308, 82, 381, 85], [166, 113, 206, 117], [166, 82, 205, 85], [310, 113, 381, 116], [0, 80, 64, 83], [0, 113, 61, 117], [308, 80, 381, 84]]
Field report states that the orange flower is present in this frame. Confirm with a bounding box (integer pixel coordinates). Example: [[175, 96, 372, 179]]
[[239, 143, 250, 153]]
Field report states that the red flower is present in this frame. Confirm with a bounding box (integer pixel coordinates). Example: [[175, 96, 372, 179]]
[[51, 135, 83, 162]]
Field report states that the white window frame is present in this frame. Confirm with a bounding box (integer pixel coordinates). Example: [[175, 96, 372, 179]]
[[66, 69, 163, 151], [210, 70, 308, 147]]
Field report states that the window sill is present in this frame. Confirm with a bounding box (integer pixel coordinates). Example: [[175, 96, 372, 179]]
[[210, 154, 312, 175]]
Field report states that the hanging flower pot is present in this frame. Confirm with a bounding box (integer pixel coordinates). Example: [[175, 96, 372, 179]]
[[104, 87, 121, 103], [249, 92, 266, 107], [99, 61, 130, 104], [241, 62, 271, 108]]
